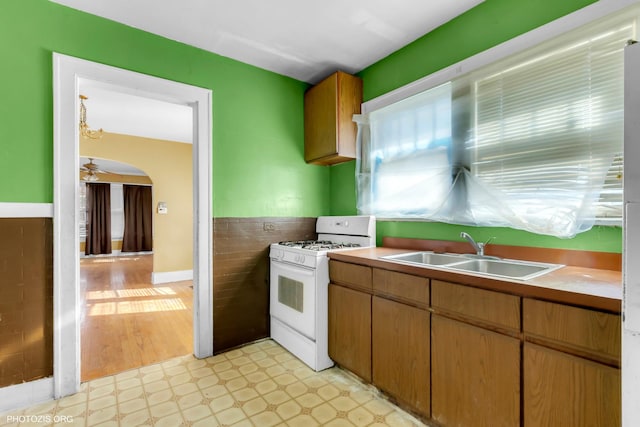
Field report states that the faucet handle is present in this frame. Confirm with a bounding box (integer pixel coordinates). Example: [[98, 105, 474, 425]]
[[476, 237, 495, 257]]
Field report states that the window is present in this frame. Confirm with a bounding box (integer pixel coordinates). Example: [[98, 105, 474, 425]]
[[357, 8, 635, 237], [79, 182, 125, 243], [365, 83, 452, 217]]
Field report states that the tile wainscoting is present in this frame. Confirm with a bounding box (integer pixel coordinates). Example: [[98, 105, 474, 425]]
[[0, 218, 53, 388], [212, 217, 317, 353], [0, 215, 315, 399]]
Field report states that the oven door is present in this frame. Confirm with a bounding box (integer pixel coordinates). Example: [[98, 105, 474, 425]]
[[270, 259, 316, 340]]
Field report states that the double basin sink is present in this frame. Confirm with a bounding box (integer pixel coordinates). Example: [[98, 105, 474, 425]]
[[381, 251, 563, 280]]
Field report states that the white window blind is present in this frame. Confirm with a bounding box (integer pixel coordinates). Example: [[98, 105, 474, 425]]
[[470, 22, 630, 232]]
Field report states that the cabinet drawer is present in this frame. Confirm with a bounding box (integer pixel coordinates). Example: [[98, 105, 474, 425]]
[[329, 260, 372, 292], [373, 268, 429, 308], [523, 298, 620, 363], [431, 280, 520, 331]]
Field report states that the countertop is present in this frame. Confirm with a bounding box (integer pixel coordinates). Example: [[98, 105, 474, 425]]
[[328, 247, 622, 313]]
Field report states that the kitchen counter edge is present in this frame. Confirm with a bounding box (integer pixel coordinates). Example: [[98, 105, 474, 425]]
[[328, 247, 622, 313]]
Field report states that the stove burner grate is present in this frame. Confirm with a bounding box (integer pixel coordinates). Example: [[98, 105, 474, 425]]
[[277, 240, 361, 251]]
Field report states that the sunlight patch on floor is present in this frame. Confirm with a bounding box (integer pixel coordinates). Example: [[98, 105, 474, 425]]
[[87, 298, 187, 315], [85, 286, 177, 300]]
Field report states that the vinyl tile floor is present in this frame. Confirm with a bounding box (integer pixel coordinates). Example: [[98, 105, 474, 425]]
[[1, 339, 427, 427]]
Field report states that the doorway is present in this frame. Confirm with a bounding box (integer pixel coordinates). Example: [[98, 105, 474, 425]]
[[53, 53, 213, 398], [78, 154, 192, 381], [80, 254, 193, 380]]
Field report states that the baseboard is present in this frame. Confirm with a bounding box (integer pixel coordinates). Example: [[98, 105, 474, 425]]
[[0, 203, 53, 218], [0, 377, 54, 414], [80, 250, 153, 259], [152, 269, 193, 284]]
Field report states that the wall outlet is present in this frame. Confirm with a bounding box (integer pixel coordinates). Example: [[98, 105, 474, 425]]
[[263, 222, 276, 232]]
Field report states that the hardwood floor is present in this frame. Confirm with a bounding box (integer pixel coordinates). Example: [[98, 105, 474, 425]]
[[80, 254, 192, 381]]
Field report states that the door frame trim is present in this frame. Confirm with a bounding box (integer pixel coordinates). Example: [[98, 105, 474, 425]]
[[52, 53, 213, 398]]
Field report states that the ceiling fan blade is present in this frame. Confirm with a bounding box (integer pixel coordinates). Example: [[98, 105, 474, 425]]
[[100, 169, 121, 176], [80, 158, 125, 177]]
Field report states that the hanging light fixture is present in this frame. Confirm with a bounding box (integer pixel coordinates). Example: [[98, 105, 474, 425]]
[[79, 94, 103, 140], [82, 171, 99, 182]]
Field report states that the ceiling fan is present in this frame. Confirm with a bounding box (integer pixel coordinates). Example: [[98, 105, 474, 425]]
[[80, 158, 117, 182]]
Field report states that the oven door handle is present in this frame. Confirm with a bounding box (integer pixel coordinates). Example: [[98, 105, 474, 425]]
[[272, 259, 315, 275]]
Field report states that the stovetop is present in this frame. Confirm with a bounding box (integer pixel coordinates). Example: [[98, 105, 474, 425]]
[[276, 240, 362, 251], [270, 239, 368, 268], [270, 216, 375, 267]]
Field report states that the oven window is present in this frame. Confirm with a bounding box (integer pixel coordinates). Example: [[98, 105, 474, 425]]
[[278, 276, 303, 313]]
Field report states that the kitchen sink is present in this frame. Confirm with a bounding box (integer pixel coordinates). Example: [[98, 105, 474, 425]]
[[446, 258, 563, 280], [380, 251, 563, 280], [382, 251, 467, 266]]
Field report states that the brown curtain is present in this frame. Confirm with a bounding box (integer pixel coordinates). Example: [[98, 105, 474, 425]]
[[85, 183, 112, 255], [122, 185, 153, 252]]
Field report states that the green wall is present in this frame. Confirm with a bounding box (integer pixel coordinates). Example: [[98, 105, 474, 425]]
[[0, 0, 329, 218], [330, 0, 623, 253]]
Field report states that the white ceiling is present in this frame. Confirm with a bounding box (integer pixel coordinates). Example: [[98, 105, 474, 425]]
[[61, 0, 484, 145], [79, 80, 194, 143], [50, 0, 483, 84], [80, 157, 147, 176]]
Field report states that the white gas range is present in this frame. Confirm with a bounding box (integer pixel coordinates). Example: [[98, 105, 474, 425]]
[[269, 215, 376, 371]]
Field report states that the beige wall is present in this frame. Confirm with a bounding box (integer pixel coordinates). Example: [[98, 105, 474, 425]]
[[81, 133, 193, 274]]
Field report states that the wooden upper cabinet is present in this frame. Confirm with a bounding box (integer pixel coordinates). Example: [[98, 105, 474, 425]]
[[304, 71, 362, 165]]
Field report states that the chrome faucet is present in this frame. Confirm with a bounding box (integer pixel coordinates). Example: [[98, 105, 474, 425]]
[[460, 231, 491, 257]]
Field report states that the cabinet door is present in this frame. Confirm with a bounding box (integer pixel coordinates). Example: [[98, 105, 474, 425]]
[[524, 342, 620, 427], [328, 283, 371, 382], [304, 71, 362, 165], [432, 315, 520, 427], [372, 296, 430, 417]]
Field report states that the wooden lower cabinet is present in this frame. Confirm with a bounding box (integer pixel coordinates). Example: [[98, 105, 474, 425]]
[[328, 283, 372, 382], [328, 262, 620, 427], [431, 315, 521, 427], [523, 342, 621, 427], [372, 296, 430, 417]]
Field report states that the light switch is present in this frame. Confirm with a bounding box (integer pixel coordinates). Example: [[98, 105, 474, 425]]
[[157, 202, 168, 214]]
